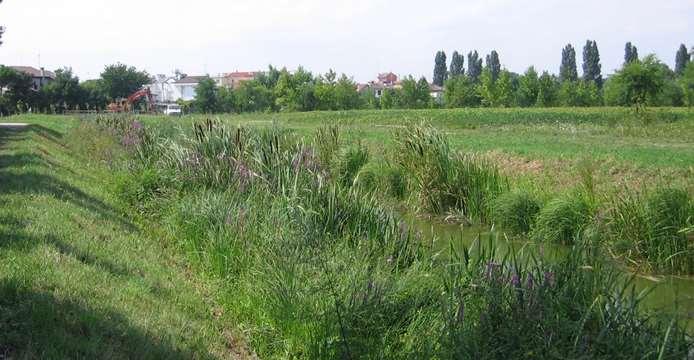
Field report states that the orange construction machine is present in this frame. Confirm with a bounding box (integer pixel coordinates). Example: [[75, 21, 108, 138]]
[[107, 88, 155, 113]]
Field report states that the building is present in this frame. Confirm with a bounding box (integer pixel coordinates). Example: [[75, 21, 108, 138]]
[[172, 76, 207, 101], [220, 71, 259, 89], [429, 84, 444, 102], [9, 66, 55, 90], [358, 72, 401, 98], [146, 75, 180, 104]]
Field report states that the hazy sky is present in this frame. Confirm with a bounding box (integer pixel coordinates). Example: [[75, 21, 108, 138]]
[[1, 0, 691, 82]]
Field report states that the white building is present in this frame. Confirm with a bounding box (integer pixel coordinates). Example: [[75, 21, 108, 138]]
[[173, 76, 207, 101]]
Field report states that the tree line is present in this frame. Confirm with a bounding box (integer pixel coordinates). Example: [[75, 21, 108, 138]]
[[1, 41, 692, 115], [188, 66, 437, 113], [0, 63, 150, 115], [437, 42, 693, 108]]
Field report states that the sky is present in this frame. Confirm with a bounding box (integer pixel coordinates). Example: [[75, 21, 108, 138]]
[[0, 0, 692, 82]]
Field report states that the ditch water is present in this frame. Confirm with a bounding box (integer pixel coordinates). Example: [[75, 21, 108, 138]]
[[404, 215, 694, 332]]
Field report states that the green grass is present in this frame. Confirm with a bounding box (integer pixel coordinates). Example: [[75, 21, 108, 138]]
[[85, 113, 691, 358], [0, 116, 247, 359], [3, 110, 693, 358]]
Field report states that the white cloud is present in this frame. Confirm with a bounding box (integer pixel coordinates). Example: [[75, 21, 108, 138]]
[[1, 0, 691, 81]]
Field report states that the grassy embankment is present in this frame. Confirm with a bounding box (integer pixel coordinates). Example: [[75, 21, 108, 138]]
[[0, 116, 250, 359], [89, 108, 691, 358]]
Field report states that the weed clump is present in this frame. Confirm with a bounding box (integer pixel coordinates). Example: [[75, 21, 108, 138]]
[[607, 187, 693, 274], [394, 123, 507, 223], [532, 192, 593, 244], [493, 191, 541, 235]]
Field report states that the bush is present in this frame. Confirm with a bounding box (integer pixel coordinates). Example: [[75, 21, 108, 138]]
[[532, 192, 592, 244], [493, 191, 541, 235]]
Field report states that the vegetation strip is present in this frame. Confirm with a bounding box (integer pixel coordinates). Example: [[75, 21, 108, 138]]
[[79, 112, 692, 358]]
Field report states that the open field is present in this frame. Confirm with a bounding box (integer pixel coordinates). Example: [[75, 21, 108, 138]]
[[1, 108, 693, 358]]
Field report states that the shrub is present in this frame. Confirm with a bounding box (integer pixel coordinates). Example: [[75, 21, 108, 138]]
[[493, 191, 541, 235], [532, 192, 592, 244]]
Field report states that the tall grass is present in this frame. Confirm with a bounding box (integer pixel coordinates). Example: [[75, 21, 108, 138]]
[[492, 190, 541, 235], [531, 192, 593, 244], [607, 187, 693, 274], [394, 123, 508, 223], [88, 116, 692, 358]]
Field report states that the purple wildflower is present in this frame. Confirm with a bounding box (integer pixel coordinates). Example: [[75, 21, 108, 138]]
[[510, 273, 520, 287]]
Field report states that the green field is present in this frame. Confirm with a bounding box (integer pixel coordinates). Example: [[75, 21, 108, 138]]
[[1, 108, 693, 358]]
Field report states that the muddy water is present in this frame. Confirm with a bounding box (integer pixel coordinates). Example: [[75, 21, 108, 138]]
[[405, 215, 694, 331]]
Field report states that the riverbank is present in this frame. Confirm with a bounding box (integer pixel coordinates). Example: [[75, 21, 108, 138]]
[[0, 116, 251, 359]]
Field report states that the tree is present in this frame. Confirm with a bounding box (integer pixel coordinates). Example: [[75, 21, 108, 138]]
[[536, 71, 559, 107], [560, 44, 578, 82], [477, 68, 512, 107], [41, 68, 84, 112], [399, 76, 430, 109], [235, 80, 274, 112], [100, 63, 151, 100], [334, 74, 360, 110], [485, 50, 501, 82], [449, 51, 464, 78], [467, 51, 483, 83], [517, 67, 540, 107], [624, 42, 639, 64], [218, 86, 236, 113], [444, 75, 476, 108], [0, 66, 35, 114], [582, 40, 603, 88], [80, 79, 109, 110], [193, 77, 219, 113], [603, 55, 665, 109], [675, 44, 690, 75], [433, 51, 448, 87], [680, 62, 694, 106]]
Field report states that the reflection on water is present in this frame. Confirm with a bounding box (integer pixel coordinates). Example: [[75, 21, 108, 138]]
[[404, 214, 694, 331]]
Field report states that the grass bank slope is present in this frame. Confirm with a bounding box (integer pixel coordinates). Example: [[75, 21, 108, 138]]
[[0, 116, 247, 359]]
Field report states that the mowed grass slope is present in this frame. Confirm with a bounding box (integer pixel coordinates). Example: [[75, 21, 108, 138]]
[[0, 116, 246, 359]]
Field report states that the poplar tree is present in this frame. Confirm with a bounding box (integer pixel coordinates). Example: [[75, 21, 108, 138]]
[[624, 42, 639, 64], [433, 51, 448, 87], [582, 40, 603, 87], [560, 44, 578, 82], [485, 50, 501, 82], [449, 51, 465, 78], [675, 44, 690, 75], [467, 50, 483, 83]]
